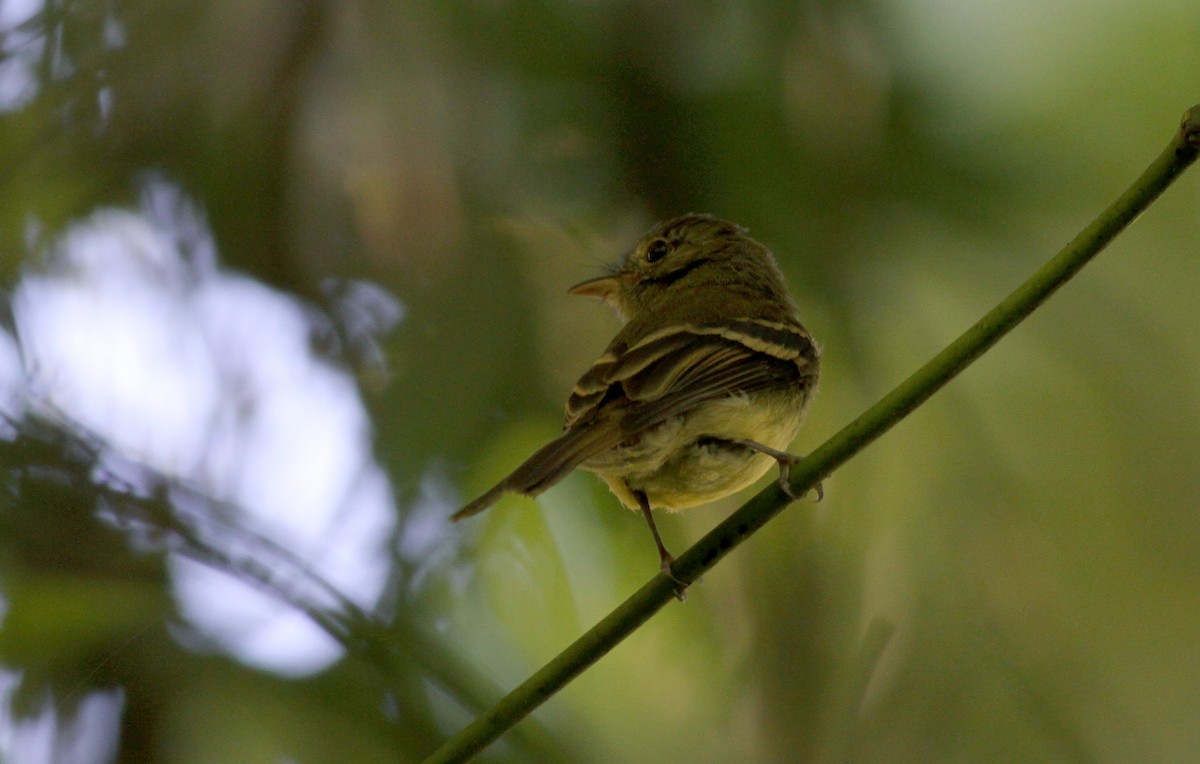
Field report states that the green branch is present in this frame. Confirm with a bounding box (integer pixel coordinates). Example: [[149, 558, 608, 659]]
[[423, 105, 1200, 764]]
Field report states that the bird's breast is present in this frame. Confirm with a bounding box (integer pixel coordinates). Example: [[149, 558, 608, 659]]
[[581, 388, 809, 511]]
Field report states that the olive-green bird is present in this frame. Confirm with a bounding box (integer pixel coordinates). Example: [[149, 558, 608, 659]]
[[452, 214, 821, 583]]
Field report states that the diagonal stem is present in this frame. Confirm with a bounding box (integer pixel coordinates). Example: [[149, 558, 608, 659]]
[[422, 105, 1200, 764]]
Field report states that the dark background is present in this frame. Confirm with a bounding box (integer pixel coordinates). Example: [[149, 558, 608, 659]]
[[0, 1, 1197, 761]]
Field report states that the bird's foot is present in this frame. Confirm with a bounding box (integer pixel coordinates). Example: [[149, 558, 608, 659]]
[[734, 440, 822, 502]]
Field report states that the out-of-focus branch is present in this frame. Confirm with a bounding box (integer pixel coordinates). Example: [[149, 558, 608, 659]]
[[423, 104, 1200, 764]]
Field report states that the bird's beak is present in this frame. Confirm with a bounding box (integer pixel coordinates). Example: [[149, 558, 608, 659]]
[[567, 273, 622, 302]]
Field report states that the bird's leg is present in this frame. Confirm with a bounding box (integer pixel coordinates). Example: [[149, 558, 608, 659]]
[[733, 439, 823, 502], [631, 487, 687, 600]]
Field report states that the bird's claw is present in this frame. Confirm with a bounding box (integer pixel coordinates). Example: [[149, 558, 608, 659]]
[[769, 452, 821, 503]]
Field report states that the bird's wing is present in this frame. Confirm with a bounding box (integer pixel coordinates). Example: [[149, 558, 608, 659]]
[[564, 318, 819, 434], [451, 319, 818, 521]]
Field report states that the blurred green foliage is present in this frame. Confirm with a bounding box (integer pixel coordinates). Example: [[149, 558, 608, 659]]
[[0, 0, 1198, 762]]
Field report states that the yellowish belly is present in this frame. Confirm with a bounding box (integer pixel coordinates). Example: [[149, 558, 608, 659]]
[[580, 389, 807, 511]]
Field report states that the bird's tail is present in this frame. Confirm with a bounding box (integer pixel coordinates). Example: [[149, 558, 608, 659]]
[[449, 421, 619, 522]]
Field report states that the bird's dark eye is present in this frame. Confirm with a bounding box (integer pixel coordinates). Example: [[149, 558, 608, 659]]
[[645, 238, 671, 263]]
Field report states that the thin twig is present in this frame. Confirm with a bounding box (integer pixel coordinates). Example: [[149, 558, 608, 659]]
[[423, 105, 1200, 764]]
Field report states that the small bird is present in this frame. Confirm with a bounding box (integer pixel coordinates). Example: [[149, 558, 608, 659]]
[[451, 214, 820, 584]]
